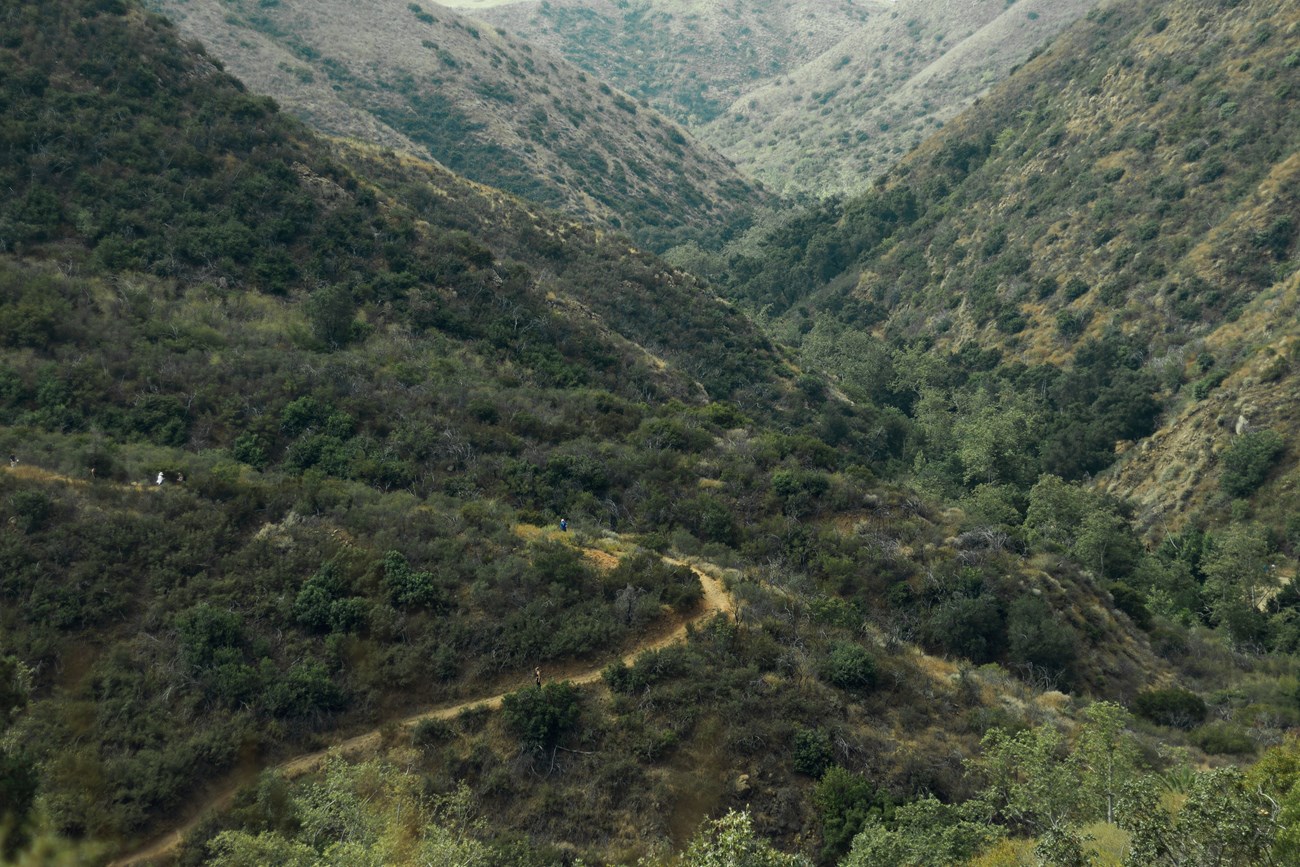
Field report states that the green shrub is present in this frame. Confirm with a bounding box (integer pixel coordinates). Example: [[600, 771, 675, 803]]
[[1193, 721, 1255, 755], [815, 765, 894, 861], [1133, 687, 1207, 729], [792, 726, 834, 777], [8, 490, 52, 533], [1220, 429, 1284, 497], [500, 681, 579, 753], [820, 641, 877, 691]]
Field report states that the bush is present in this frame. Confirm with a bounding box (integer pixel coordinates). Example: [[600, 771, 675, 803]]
[[500, 681, 579, 753], [1005, 595, 1077, 685], [1193, 721, 1255, 755], [815, 766, 894, 861], [1220, 429, 1284, 497], [8, 490, 52, 533], [1133, 687, 1207, 729], [820, 641, 878, 691], [793, 726, 834, 777]]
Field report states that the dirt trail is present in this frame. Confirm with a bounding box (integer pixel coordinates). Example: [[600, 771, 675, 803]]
[[109, 555, 735, 867]]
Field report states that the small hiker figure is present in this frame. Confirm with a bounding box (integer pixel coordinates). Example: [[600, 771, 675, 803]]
[[156, 471, 164, 486], [8, 454, 16, 468], [88, 467, 95, 479], [534, 666, 542, 688], [559, 517, 568, 532]]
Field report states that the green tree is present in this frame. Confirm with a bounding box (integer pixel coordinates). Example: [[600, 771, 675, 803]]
[[677, 810, 810, 867], [1074, 702, 1141, 825], [841, 797, 1003, 867], [306, 283, 357, 349], [814, 766, 893, 862]]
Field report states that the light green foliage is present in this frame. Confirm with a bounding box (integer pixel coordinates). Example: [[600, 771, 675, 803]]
[[207, 760, 492, 867], [1023, 475, 1094, 549], [1247, 737, 1300, 863], [841, 796, 1003, 867], [970, 725, 1082, 835], [799, 317, 895, 406], [676, 810, 810, 867], [1074, 702, 1140, 826], [1201, 523, 1273, 647]]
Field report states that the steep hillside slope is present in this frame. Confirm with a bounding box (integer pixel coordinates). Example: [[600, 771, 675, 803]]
[[724, 0, 1300, 531], [147, 0, 769, 250], [702, 0, 1099, 196], [0, 3, 1194, 864], [478, 0, 878, 126]]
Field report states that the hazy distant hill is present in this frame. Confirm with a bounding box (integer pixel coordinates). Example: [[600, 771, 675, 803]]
[[478, 0, 877, 127], [702, 0, 1099, 196], [478, 0, 1099, 197], [148, 0, 770, 250]]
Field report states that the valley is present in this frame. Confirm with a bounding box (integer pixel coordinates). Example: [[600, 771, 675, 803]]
[[2, 0, 1299, 865]]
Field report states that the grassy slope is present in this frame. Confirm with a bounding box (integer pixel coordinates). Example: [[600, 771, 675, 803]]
[[702, 0, 1099, 197], [147, 0, 769, 252]]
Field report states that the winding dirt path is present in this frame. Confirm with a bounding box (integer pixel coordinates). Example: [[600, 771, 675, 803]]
[[109, 556, 735, 866]]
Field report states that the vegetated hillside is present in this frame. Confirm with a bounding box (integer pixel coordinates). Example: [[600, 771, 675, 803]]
[[3, 3, 1296, 866], [722, 0, 1300, 532], [477, 0, 878, 127], [146, 0, 769, 252], [702, 0, 1099, 197]]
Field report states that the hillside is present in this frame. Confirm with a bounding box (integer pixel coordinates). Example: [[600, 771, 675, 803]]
[[477, 0, 1100, 199], [701, 0, 1099, 197], [4, 2, 1300, 866], [146, 0, 770, 251], [723, 0, 1300, 530], [477, 0, 877, 127]]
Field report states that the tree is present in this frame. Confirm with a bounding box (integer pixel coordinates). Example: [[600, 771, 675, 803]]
[[841, 797, 1003, 867], [814, 766, 893, 861], [968, 725, 1081, 837], [1074, 702, 1141, 825], [306, 282, 357, 349], [678, 810, 811, 867]]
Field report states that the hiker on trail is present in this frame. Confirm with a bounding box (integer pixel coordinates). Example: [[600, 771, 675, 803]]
[[559, 517, 568, 532], [534, 666, 542, 688], [156, 471, 164, 486], [89, 467, 95, 478], [8, 454, 16, 468]]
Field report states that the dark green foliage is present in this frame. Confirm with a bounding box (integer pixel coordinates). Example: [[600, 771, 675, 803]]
[[7, 490, 52, 533], [819, 641, 877, 691], [382, 550, 443, 610], [500, 681, 579, 753], [1005, 595, 1078, 687], [1220, 429, 1285, 497], [1132, 687, 1207, 729], [293, 561, 365, 633], [0, 746, 38, 858], [814, 765, 894, 861], [921, 594, 1005, 664], [792, 726, 834, 778]]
